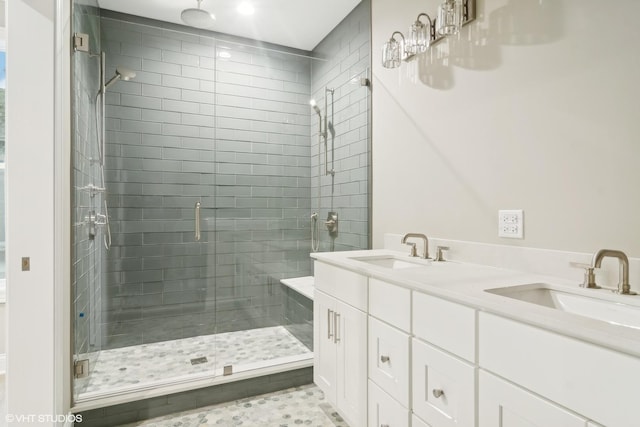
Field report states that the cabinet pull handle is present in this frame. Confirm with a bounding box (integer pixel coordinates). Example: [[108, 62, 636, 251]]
[[380, 355, 390, 363], [334, 312, 340, 343], [327, 309, 334, 340], [433, 388, 445, 398]]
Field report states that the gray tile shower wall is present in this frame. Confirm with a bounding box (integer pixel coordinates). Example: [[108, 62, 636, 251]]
[[310, 0, 371, 253], [99, 13, 312, 349], [72, 1, 104, 377]]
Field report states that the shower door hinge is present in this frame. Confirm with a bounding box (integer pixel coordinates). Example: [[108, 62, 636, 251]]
[[74, 359, 90, 379], [73, 33, 90, 52]]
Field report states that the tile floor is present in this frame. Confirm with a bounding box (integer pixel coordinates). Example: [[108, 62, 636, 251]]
[[121, 384, 348, 427], [77, 326, 312, 398]]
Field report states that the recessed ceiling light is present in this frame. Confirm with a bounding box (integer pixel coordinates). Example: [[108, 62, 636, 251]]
[[237, 2, 255, 16], [218, 51, 232, 59]]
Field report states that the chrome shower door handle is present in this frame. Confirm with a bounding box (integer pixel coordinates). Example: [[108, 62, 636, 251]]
[[195, 201, 201, 241]]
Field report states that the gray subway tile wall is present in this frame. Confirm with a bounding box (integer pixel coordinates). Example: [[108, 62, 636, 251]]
[[99, 12, 314, 349], [310, 0, 371, 252]]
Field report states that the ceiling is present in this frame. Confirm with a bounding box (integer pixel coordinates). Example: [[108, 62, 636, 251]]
[[98, 0, 362, 51]]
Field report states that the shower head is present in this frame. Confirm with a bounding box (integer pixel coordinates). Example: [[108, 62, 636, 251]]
[[104, 66, 137, 90], [181, 0, 216, 28], [116, 66, 136, 81], [309, 99, 322, 116]]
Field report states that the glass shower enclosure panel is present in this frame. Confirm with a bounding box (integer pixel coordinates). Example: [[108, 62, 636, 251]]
[[71, 0, 105, 402], [211, 43, 314, 374], [71, 3, 218, 401]]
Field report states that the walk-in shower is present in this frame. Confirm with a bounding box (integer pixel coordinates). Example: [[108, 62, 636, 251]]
[[71, 0, 371, 410]]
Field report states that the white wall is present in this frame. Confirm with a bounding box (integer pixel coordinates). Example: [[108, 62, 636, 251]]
[[6, 0, 70, 425], [371, 0, 640, 256], [0, 303, 4, 356]]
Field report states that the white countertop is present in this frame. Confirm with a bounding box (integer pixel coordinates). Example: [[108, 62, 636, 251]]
[[311, 249, 640, 358]]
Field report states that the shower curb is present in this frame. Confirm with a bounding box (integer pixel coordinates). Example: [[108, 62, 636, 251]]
[[76, 367, 313, 427]]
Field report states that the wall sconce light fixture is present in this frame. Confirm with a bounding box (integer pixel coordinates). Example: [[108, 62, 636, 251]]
[[406, 13, 433, 56], [382, 31, 406, 69], [382, 0, 476, 69], [437, 0, 463, 36]]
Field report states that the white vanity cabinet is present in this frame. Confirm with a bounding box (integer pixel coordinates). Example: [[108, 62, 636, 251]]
[[313, 256, 640, 427], [313, 262, 368, 427]]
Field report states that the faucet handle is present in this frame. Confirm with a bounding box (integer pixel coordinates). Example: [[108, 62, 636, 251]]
[[434, 246, 450, 262], [569, 262, 600, 289], [404, 242, 418, 257]]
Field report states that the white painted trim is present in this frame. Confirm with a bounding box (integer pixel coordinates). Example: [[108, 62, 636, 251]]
[[55, 0, 72, 422], [0, 353, 5, 374], [6, 1, 57, 424]]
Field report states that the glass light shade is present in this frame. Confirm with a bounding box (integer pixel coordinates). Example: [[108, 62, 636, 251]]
[[437, 0, 463, 36], [382, 38, 402, 69], [406, 19, 430, 55]]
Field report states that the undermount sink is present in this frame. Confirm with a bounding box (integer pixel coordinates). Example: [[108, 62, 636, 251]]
[[350, 255, 432, 270], [486, 283, 640, 330]]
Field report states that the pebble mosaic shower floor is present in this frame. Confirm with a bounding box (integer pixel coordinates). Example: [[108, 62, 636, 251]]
[[77, 326, 312, 398], [120, 384, 348, 427]]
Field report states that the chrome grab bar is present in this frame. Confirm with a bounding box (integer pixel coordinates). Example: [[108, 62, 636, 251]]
[[195, 201, 201, 241]]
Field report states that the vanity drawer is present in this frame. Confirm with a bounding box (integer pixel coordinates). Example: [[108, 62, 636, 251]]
[[413, 292, 476, 362], [479, 370, 589, 427], [314, 261, 368, 311], [412, 414, 432, 427], [368, 316, 410, 406], [369, 278, 411, 332], [412, 338, 476, 427], [368, 380, 409, 427]]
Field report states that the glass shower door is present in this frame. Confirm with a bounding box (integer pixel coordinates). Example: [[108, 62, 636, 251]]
[[211, 41, 314, 376]]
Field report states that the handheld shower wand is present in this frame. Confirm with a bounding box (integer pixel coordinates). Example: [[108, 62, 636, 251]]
[[93, 52, 137, 250], [310, 99, 324, 137]]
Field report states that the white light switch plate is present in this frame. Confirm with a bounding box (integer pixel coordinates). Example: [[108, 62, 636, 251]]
[[498, 209, 524, 239]]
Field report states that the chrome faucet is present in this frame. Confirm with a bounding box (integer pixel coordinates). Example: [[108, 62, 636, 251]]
[[401, 233, 429, 259], [591, 249, 636, 295]]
